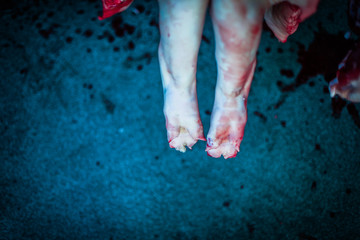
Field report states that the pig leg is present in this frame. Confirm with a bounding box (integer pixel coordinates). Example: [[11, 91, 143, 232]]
[[264, 0, 319, 42], [158, 0, 209, 152], [206, 0, 265, 158], [264, 1, 302, 43]]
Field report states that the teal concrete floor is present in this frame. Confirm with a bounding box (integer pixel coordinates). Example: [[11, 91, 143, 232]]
[[1, 0, 360, 239]]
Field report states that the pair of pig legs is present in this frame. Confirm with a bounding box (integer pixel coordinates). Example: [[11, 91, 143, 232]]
[[157, 0, 304, 158]]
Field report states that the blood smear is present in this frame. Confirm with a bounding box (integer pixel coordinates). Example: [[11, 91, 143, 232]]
[[98, 0, 134, 20]]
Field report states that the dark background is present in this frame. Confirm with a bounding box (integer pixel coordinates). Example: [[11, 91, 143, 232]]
[[1, 0, 360, 239]]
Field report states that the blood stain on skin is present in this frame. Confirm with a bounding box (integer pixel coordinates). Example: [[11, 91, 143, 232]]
[[215, 124, 231, 143], [251, 24, 261, 36]]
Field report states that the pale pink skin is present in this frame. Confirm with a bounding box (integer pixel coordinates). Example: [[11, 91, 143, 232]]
[[158, 0, 319, 158]]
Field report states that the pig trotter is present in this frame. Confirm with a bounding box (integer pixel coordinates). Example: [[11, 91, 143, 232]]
[[264, 1, 302, 42], [158, 0, 208, 152], [329, 42, 360, 103]]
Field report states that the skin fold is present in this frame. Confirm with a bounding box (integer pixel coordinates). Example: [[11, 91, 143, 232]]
[[157, 0, 320, 158]]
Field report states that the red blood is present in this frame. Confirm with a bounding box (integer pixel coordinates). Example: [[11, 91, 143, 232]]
[[227, 152, 238, 158], [280, 121, 286, 127], [83, 29, 93, 37], [280, 69, 294, 78], [98, 0, 134, 20], [128, 41, 135, 50], [253, 111, 267, 121], [311, 181, 317, 190], [251, 24, 261, 35], [66, 37, 73, 43], [202, 34, 210, 44], [223, 201, 231, 207]]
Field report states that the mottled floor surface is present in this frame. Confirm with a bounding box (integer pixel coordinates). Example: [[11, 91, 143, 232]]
[[1, 0, 360, 239]]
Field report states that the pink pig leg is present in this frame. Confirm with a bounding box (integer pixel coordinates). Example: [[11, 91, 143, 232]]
[[206, 0, 265, 159], [265, 0, 319, 42], [158, 0, 209, 152]]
